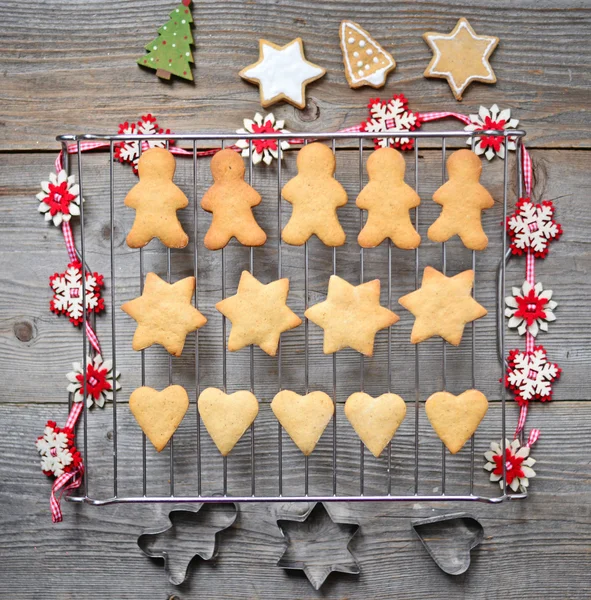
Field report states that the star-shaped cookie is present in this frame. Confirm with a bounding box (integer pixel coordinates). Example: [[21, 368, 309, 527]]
[[239, 38, 326, 109], [216, 271, 302, 356], [305, 275, 399, 356], [121, 273, 207, 357], [423, 18, 499, 101], [398, 266, 487, 345]]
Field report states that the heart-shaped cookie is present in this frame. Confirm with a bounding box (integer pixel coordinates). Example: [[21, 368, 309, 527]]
[[129, 385, 189, 452], [344, 392, 407, 457], [425, 390, 488, 454], [198, 387, 259, 456], [271, 390, 334, 455]]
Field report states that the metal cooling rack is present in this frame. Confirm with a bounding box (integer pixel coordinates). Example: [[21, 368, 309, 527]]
[[57, 128, 527, 506]]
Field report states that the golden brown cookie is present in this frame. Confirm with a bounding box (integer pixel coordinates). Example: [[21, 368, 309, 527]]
[[215, 271, 301, 356], [121, 272, 207, 357], [423, 18, 499, 101], [198, 388, 259, 456], [357, 148, 421, 249], [339, 21, 396, 89], [124, 147, 189, 249], [428, 149, 494, 250], [129, 385, 189, 452], [271, 390, 334, 455], [425, 390, 489, 454], [201, 149, 267, 250], [398, 266, 487, 346], [281, 143, 348, 247], [305, 275, 399, 356], [344, 392, 407, 458]]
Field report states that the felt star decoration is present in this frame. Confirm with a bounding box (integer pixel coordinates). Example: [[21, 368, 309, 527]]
[[398, 266, 487, 346], [121, 273, 207, 357], [305, 275, 399, 356], [216, 271, 302, 356], [239, 38, 326, 109], [422, 18, 499, 101]]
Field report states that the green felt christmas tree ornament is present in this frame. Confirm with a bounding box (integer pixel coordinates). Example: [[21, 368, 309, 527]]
[[138, 0, 195, 81]]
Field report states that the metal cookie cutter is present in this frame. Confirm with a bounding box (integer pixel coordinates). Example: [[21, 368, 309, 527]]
[[137, 502, 238, 585], [411, 512, 484, 575]]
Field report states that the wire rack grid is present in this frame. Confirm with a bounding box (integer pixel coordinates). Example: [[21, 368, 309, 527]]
[[57, 127, 527, 506]]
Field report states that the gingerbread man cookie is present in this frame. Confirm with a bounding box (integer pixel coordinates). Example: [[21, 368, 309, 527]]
[[428, 149, 494, 250], [124, 147, 189, 249], [281, 143, 348, 247], [201, 149, 267, 250], [357, 148, 421, 249]]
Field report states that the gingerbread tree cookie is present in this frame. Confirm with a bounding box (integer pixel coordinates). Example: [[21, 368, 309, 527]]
[[339, 21, 396, 89], [428, 149, 494, 250], [125, 148, 189, 249], [282, 143, 348, 247], [201, 149, 267, 250], [357, 148, 421, 249]]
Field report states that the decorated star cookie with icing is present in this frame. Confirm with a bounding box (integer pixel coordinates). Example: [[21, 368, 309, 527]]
[[239, 38, 326, 110], [423, 18, 499, 101], [339, 21, 396, 89]]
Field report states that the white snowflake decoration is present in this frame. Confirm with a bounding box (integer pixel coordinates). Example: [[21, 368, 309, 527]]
[[484, 439, 536, 492], [506, 347, 561, 405], [505, 281, 557, 337], [362, 94, 421, 150], [37, 170, 82, 227], [66, 353, 121, 408], [235, 113, 291, 165], [49, 261, 104, 326], [507, 199, 562, 258], [36, 425, 74, 477], [464, 104, 519, 160]]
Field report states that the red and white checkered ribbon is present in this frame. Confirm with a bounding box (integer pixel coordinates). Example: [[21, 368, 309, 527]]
[[526, 428, 540, 448], [420, 111, 473, 125]]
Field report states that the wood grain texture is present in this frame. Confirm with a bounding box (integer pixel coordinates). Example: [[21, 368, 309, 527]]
[[0, 0, 590, 149]]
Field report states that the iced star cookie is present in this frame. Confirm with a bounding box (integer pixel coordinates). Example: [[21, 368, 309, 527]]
[[124, 148, 189, 249], [339, 21, 396, 89], [239, 38, 326, 110], [305, 275, 400, 356], [398, 266, 487, 346], [423, 18, 499, 101], [215, 271, 301, 356], [428, 149, 494, 250], [121, 273, 207, 357], [282, 143, 348, 247], [356, 147, 421, 249]]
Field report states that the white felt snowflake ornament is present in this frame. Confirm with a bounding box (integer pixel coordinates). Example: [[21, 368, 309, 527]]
[[507, 198, 562, 258], [66, 354, 121, 408], [37, 170, 82, 227], [505, 281, 557, 337], [36, 422, 81, 478], [464, 104, 519, 160], [362, 94, 421, 150], [235, 113, 291, 165], [484, 439, 536, 492]]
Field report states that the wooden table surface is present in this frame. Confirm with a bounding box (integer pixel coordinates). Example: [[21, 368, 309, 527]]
[[1, 1, 590, 598]]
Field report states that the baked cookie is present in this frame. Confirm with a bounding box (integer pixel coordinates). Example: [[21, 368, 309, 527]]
[[239, 38, 326, 110], [121, 272, 207, 357], [215, 271, 301, 356], [339, 21, 396, 89], [423, 18, 499, 101], [344, 392, 407, 458], [425, 390, 489, 454], [124, 148, 189, 249], [356, 148, 421, 249], [129, 385, 189, 452], [398, 266, 487, 346], [428, 149, 494, 250], [305, 275, 399, 356], [198, 388, 259, 456], [282, 143, 348, 246], [201, 149, 267, 250], [271, 390, 334, 455]]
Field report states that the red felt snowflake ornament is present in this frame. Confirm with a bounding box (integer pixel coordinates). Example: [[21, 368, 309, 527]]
[[507, 198, 562, 258], [36, 421, 82, 478], [361, 94, 422, 151]]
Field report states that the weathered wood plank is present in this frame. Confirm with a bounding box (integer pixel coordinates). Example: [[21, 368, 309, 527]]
[[0, 0, 590, 150]]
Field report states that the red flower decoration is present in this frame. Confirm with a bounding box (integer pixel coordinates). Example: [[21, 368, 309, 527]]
[[35, 421, 82, 478], [507, 198, 562, 258], [37, 170, 82, 227]]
